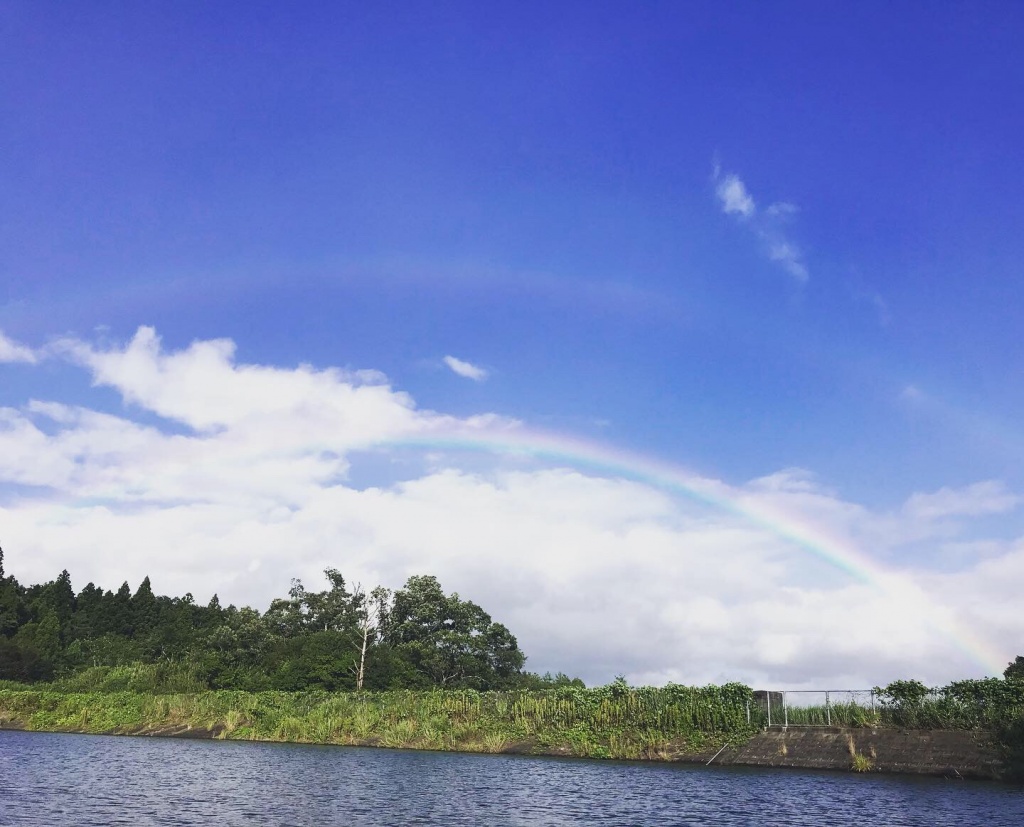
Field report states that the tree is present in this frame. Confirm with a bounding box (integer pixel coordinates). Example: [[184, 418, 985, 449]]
[[95, 582, 135, 638], [264, 578, 307, 637], [0, 567, 24, 639], [383, 575, 526, 689], [70, 582, 104, 642], [32, 570, 76, 641], [351, 585, 389, 690], [1006, 656, 1024, 681], [0, 637, 53, 682], [304, 568, 358, 633], [11, 609, 62, 669], [131, 576, 159, 637]]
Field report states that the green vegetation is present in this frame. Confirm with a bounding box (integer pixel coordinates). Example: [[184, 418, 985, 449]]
[[870, 678, 1024, 730], [0, 682, 755, 761], [750, 679, 1024, 732], [0, 545, 540, 692], [846, 733, 875, 772]]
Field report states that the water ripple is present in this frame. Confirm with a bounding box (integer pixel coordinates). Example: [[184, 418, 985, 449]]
[[1, 730, 1021, 826]]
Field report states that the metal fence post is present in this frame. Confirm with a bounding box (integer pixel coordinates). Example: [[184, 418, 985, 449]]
[[826, 691, 831, 726], [767, 692, 771, 728], [783, 691, 788, 729]]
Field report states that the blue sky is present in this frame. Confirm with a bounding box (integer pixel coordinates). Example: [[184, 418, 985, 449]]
[[2, 2, 1023, 686]]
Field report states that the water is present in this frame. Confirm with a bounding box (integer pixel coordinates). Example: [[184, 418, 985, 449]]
[[1, 730, 1021, 826]]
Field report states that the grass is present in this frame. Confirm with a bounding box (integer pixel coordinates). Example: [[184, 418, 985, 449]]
[[0, 684, 754, 761], [847, 733, 875, 772], [759, 702, 882, 728]]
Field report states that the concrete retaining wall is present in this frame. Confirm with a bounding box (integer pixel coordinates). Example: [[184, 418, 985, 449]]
[[710, 727, 1002, 779]]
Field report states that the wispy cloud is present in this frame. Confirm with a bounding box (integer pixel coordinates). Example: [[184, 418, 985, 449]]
[[766, 239, 808, 282], [851, 285, 891, 326], [897, 381, 1024, 463], [443, 355, 489, 382], [903, 481, 1021, 522], [713, 166, 810, 283], [900, 384, 925, 403], [0, 330, 38, 364]]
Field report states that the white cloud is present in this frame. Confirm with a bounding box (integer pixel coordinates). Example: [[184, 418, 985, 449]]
[[0, 327, 1021, 687], [715, 174, 755, 218], [903, 481, 1020, 521], [443, 354, 489, 382], [713, 166, 810, 283], [0, 330, 38, 364]]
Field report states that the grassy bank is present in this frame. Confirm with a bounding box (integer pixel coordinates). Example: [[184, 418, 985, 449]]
[[4, 675, 1022, 777], [0, 682, 756, 761]]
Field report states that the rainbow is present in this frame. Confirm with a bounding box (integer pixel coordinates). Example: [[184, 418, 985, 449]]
[[375, 424, 1007, 677]]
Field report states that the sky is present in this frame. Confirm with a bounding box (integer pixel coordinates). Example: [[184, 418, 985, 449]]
[[2, 1, 1023, 689]]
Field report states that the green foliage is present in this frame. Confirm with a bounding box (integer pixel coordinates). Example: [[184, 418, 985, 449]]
[[0, 555, 528, 694], [850, 752, 874, 772], [382, 575, 526, 690], [869, 677, 1024, 731], [0, 679, 755, 760], [994, 713, 1024, 782], [1004, 656, 1024, 681], [871, 680, 935, 727], [518, 671, 586, 689], [49, 663, 209, 694]]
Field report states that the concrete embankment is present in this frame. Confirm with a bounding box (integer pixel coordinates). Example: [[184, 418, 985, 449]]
[[706, 727, 1002, 779], [1, 719, 1004, 779]]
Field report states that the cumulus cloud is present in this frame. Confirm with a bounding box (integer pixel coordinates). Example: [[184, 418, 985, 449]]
[[443, 354, 489, 382], [1, 327, 1020, 687], [713, 166, 810, 283], [0, 330, 38, 363]]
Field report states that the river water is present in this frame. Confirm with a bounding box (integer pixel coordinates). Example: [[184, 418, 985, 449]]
[[1, 730, 1021, 826]]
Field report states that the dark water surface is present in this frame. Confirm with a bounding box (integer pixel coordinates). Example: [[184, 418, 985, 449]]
[[1, 730, 1021, 826]]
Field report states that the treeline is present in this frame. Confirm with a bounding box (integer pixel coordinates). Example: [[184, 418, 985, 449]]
[[0, 546, 578, 692]]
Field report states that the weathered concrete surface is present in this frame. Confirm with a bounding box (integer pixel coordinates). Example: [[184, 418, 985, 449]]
[[711, 727, 1002, 779]]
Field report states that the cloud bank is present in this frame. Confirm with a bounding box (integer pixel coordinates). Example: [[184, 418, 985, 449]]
[[1, 327, 1020, 688]]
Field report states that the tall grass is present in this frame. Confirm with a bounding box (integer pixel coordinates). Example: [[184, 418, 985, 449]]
[[0, 683, 755, 760], [47, 663, 208, 694]]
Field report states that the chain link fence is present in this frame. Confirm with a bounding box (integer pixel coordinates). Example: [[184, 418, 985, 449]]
[[749, 689, 974, 728], [750, 690, 883, 728]]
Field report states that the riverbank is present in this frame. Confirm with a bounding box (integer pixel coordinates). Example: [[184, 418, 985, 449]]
[[0, 687, 1012, 779]]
